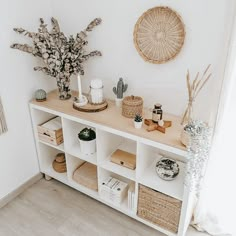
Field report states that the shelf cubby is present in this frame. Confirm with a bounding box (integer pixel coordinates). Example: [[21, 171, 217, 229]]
[[66, 154, 99, 197], [37, 143, 68, 183], [97, 129, 137, 180], [137, 143, 185, 201], [98, 167, 136, 215], [63, 118, 97, 165]]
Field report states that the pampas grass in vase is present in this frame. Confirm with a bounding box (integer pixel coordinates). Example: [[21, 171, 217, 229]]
[[181, 65, 212, 125]]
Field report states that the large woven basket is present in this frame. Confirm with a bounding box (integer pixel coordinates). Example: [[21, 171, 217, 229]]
[[137, 185, 182, 233], [134, 6, 185, 64], [122, 95, 143, 118]]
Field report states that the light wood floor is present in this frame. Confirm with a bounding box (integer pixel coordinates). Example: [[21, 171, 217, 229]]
[[0, 179, 208, 236]]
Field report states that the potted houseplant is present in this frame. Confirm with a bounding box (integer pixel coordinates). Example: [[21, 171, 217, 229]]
[[134, 114, 143, 129], [78, 127, 96, 155]]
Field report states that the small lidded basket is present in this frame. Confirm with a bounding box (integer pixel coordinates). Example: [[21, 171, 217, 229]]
[[122, 95, 143, 118]]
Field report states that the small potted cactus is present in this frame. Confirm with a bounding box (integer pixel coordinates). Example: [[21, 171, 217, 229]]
[[78, 128, 96, 155], [113, 78, 128, 107], [134, 114, 143, 129]]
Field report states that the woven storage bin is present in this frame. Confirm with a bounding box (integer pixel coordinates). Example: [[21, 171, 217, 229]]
[[122, 95, 143, 118], [137, 185, 182, 233]]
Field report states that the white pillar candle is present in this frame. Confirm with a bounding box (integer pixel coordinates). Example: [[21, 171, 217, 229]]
[[78, 74, 82, 100]]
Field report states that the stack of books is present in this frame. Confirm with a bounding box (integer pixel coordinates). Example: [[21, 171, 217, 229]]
[[128, 183, 135, 210], [100, 177, 128, 204]]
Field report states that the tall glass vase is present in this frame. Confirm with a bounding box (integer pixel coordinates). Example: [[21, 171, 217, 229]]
[[56, 76, 71, 100]]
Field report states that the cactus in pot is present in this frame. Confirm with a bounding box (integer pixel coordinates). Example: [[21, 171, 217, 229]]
[[78, 128, 96, 154], [113, 78, 128, 106]]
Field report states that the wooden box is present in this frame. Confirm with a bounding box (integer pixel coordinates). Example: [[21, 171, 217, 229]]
[[137, 185, 182, 233], [110, 149, 136, 170], [37, 117, 63, 145], [73, 162, 98, 191]]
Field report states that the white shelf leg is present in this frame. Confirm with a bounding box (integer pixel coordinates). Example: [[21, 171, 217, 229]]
[[44, 174, 53, 181]]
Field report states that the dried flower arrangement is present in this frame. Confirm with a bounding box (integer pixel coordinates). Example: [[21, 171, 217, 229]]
[[181, 65, 212, 125], [11, 17, 102, 100]]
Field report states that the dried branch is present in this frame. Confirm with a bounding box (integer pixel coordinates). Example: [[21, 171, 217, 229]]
[[181, 65, 212, 125], [11, 17, 102, 79]]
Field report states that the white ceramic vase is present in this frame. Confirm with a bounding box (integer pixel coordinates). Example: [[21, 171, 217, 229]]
[[180, 129, 190, 146], [115, 98, 123, 107], [79, 139, 96, 155], [134, 121, 142, 129]]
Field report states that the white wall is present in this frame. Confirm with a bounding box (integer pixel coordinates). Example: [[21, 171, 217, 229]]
[[0, 0, 55, 199], [52, 0, 235, 124]]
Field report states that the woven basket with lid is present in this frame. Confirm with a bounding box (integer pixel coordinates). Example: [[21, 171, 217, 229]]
[[122, 95, 143, 118]]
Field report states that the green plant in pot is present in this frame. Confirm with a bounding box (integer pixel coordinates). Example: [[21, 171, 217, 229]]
[[134, 114, 143, 129], [78, 128, 96, 155]]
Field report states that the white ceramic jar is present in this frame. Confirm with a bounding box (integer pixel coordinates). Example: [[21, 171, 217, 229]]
[[90, 79, 104, 104]]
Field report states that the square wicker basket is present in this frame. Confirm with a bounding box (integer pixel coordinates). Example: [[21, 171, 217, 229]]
[[137, 184, 182, 233]]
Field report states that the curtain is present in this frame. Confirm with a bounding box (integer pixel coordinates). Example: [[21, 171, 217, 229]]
[[191, 12, 236, 236]]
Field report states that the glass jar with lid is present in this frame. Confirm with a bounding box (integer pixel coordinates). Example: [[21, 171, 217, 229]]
[[152, 103, 163, 123], [89, 79, 104, 104]]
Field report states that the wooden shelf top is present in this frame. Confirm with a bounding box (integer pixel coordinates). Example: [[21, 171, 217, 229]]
[[30, 90, 186, 153]]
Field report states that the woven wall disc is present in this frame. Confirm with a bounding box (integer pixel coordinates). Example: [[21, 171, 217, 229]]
[[134, 6, 185, 64]]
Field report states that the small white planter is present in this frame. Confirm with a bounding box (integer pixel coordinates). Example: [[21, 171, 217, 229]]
[[134, 121, 142, 129], [79, 139, 96, 155], [115, 98, 123, 107]]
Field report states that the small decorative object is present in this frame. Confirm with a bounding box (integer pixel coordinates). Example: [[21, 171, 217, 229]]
[[100, 177, 128, 204], [11, 17, 102, 100], [134, 114, 143, 129], [144, 119, 171, 134], [52, 153, 67, 173], [181, 64, 212, 125], [134, 6, 185, 64], [78, 127, 96, 155], [122, 95, 143, 118], [35, 89, 47, 102], [0, 96, 8, 135], [184, 120, 212, 193], [113, 78, 128, 107], [180, 123, 193, 146], [89, 79, 104, 104], [73, 162, 98, 191], [111, 149, 136, 170], [156, 157, 179, 181], [152, 103, 163, 123], [73, 74, 88, 107], [37, 117, 63, 145]]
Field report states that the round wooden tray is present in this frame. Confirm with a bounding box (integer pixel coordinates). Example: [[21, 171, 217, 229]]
[[134, 6, 185, 64], [73, 101, 108, 112]]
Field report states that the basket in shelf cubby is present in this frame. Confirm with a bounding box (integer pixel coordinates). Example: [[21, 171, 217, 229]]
[[137, 184, 182, 233]]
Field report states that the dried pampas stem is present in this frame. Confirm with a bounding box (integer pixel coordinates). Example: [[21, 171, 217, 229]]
[[0, 97, 8, 135], [181, 65, 212, 125]]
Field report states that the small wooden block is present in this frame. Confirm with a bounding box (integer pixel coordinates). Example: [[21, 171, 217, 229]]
[[111, 149, 136, 170]]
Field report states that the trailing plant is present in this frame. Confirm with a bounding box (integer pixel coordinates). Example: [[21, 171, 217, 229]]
[[78, 128, 96, 141]]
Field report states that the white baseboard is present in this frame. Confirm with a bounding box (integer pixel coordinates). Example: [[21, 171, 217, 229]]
[[0, 173, 43, 209]]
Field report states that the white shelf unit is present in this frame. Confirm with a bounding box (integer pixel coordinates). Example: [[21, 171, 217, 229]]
[[30, 90, 194, 236]]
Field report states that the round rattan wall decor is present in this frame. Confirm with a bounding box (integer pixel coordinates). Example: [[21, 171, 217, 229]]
[[134, 6, 185, 64]]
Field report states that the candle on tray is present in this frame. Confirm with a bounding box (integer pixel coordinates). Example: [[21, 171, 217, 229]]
[[78, 74, 82, 101]]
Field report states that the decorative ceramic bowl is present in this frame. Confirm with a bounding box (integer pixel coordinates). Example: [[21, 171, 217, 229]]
[[156, 157, 179, 181]]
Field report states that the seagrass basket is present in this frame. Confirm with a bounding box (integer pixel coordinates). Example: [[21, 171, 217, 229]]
[[137, 184, 182, 233], [122, 95, 143, 118]]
